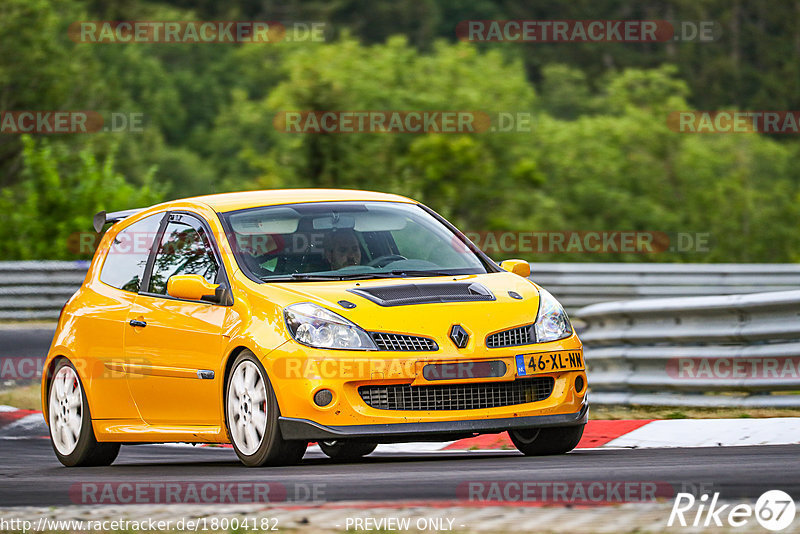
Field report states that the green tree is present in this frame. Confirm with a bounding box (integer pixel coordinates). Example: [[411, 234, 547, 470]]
[[0, 136, 165, 260], [0, 0, 106, 186]]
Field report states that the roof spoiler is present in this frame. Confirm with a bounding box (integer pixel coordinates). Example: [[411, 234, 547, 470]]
[[92, 209, 144, 233]]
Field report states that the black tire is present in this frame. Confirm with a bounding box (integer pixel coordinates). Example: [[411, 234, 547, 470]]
[[47, 359, 120, 467], [225, 350, 307, 467], [509, 424, 585, 456], [319, 440, 378, 461]]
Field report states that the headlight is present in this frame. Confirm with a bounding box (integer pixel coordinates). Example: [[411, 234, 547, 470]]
[[534, 288, 573, 342], [284, 303, 377, 350]]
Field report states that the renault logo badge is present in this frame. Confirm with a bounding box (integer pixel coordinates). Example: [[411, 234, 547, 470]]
[[449, 325, 469, 348]]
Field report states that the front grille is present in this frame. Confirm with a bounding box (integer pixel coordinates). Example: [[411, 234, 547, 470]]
[[359, 377, 554, 411], [350, 282, 494, 307], [370, 332, 439, 351], [486, 325, 535, 348]]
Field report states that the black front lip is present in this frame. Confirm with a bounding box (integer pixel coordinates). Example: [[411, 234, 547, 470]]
[[279, 403, 588, 442]]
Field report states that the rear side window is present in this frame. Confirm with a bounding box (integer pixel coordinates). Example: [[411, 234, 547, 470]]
[[99, 213, 164, 293], [147, 218, 219, 295]]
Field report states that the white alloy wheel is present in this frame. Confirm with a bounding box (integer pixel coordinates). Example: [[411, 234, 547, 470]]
[[49, 365, 83, 455], [227, 360, 269, 455]]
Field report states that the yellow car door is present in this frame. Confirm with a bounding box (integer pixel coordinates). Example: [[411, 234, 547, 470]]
[[124, 212, 229, 426], [89, 211, 166, 420]]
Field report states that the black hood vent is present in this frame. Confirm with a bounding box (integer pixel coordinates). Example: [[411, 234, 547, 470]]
[[349, 282, 495, 307]]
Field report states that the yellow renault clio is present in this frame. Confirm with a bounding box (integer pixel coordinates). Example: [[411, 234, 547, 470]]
[[42, 189, 587, 467]]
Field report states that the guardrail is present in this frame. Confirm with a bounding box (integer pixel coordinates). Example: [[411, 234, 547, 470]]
[[0, 261, 89, 321], [6, 261, 800, 321], [532, 262, 800, 313], [1, 261, 799, 320], [576, 290, 800, 407], [2, 261, 799, 408]]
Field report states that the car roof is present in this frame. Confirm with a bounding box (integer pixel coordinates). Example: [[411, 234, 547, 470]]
[[99, 190, 419, 232], [181, 189, 416, 212]]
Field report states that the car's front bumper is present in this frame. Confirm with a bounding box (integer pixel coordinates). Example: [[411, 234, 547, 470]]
[[262, 333, 587, 437], [279, 402, 588, 442]]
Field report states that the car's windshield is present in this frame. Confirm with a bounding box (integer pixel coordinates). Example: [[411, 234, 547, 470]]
[[221, 201, 490, 281]]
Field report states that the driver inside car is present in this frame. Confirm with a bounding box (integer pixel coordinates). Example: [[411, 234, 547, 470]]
[[323, 229, 362, 270]]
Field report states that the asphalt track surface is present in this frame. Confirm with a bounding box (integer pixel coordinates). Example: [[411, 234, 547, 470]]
[[0, 327, 53, 389], [0, 327, 54, 360], [2, 328, 799, 508], [1, 437, 798, 507]]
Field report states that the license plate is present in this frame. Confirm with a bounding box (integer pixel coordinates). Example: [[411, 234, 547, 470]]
[[516, 351, 584, 376]]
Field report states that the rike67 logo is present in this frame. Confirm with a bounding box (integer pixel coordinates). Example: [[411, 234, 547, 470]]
[[669, 490, 796, 531]]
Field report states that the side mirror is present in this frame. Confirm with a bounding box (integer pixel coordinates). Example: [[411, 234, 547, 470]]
[[499, 259, 531, 278], [167, 274, 231, 305]]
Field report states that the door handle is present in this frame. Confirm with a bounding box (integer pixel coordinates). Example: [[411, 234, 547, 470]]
[[129, 319, 147, 328]]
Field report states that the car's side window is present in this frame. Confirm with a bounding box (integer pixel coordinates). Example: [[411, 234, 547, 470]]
[[99, 213, 165, 293], [147, 216, 219, 295]]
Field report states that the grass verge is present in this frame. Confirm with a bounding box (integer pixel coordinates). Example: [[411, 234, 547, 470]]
[[0, 384, 41, 410]]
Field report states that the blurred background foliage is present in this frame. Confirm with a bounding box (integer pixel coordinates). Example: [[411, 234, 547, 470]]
[[0, 0, 798, 261]]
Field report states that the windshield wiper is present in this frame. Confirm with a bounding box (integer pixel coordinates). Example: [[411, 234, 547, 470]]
[[290, 273, 349, 281], [262, 270, 458, 282], [272, 273, 400, 281], [260, 274, 344, 281], [323, 272, 402, 280], [334, 270, 456, 280], [387, 270, 456, 277]]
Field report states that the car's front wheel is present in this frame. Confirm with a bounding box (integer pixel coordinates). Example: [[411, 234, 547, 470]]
[[48, 359, 120, 467], [509, 424, 585, 456], [225, 350, 307, 467], [319, 440, 378, 461]]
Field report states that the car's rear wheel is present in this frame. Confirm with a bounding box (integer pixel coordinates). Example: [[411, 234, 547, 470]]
[[225, 350, 307, 467], [509, 424, 585, 456], [48, 359, 120, 467], [319, 440, 377, 461]]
